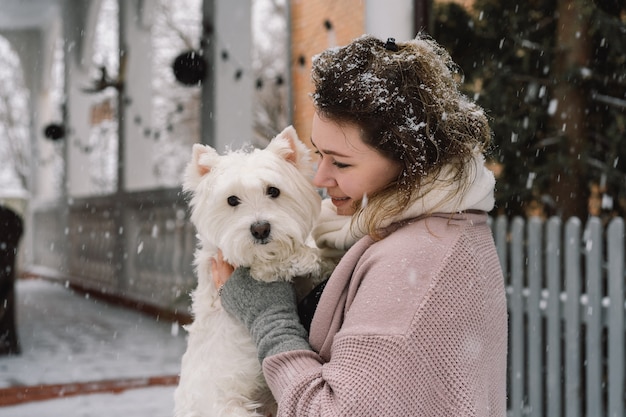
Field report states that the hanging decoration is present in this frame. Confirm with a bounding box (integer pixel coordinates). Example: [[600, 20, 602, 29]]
[[172, 50, 207, 86], [171, 30, 288, 92], [81, 54, 126, 94], [43, 123, 66, 141]]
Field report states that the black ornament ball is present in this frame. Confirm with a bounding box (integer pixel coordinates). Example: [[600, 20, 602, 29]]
[[43, 123, 65, 141], [172, 50, 207, 86]]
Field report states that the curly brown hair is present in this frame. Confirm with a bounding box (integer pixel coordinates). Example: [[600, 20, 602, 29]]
[[311, 34, 491, 236]]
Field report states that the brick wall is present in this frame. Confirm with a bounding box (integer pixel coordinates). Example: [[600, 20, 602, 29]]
[[290, 0, 365, 145]]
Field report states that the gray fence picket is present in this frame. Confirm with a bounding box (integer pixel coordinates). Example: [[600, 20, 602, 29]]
[[607, 218, 624, 417], [585, 218, 603, 417], [510, 217, 525, 417], [545, 217, 562, 417], [565, 218, 582, 417], [527, 218, 543, 417], [495, 216, 508, 277]]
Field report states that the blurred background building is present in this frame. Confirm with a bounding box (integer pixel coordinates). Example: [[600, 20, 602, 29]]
[[0, 0, 423, 318]]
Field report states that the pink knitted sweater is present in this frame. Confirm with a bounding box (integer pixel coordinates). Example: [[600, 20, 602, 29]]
[[263, 212, 507, 416]]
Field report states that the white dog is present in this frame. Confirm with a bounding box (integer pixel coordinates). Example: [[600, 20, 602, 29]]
[[174, 126, 326, 417]]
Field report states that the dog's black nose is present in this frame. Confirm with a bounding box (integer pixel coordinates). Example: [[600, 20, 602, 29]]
[[250, 221, 271, 241]]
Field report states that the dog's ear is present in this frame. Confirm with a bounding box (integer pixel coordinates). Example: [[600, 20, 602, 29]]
[[267, 126, 316, 178], [277, 125, 300, 165], [267, 125, 308, 166], [183, 144, 219, 190]]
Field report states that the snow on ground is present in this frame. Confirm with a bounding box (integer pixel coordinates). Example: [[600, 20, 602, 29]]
[[0, 278, 189, 416]]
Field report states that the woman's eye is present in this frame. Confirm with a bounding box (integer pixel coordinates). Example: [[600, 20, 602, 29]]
[[267, 186, 281, 198], [227, 196, 241, 206], [315, 149, 348, 168]]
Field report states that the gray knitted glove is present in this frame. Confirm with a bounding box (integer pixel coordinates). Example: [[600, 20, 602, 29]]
[[220, 267, 312, 363]]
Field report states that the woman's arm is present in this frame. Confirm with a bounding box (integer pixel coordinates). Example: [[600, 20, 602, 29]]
[[217, 266, 313, 362], [212, 247, 426, 417]]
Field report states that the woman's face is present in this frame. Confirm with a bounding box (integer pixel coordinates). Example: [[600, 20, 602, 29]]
[[311, 113, 402, 216]]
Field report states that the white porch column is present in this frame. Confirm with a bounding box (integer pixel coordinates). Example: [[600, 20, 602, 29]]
[[120, 0, 155, 191], [208, 0, 253, 152], [65, 57, 100, 197], [64, 0, 106, 198], [365, 0, 415, 41]]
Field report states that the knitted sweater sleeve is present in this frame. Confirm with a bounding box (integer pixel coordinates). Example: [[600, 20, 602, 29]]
[[262, 214, 508, 417], [264, 333, 431, 416]]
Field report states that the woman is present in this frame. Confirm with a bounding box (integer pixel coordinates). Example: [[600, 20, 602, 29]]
[[213, 34, 507, 416]]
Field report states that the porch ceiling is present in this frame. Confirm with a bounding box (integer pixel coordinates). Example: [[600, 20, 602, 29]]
[[0, 0, 62, 31]]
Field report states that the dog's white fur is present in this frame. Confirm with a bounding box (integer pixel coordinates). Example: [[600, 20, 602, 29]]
[[174, 126, 325, 417]]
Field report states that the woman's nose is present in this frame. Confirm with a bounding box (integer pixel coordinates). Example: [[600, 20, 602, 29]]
[[313, 159, 335, 188]]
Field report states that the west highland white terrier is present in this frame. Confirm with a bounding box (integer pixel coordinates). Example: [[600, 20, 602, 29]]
[[174, 126, 327, 417]]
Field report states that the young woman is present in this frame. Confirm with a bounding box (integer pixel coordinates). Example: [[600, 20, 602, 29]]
[[213, 34, 507, 417]]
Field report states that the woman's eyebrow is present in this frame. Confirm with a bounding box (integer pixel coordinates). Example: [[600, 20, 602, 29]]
[[310, 138, 350, 158]]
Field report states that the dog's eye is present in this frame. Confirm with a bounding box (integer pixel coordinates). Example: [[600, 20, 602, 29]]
[[267, 186, 280, 198], [227, 196, 241, 206]]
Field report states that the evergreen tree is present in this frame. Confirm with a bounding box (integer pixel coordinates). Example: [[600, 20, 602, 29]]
[[433, 0, 626, 220]]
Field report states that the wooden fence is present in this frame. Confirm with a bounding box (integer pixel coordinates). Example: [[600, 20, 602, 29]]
[[493, 216, 625, 417]]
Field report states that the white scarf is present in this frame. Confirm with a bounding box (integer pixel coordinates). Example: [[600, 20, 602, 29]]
[[312, 151, 495, 258]]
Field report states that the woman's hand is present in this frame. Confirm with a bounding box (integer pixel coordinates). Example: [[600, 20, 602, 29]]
[[217, 265, 312, 362], [211, 250, 235, 293]]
